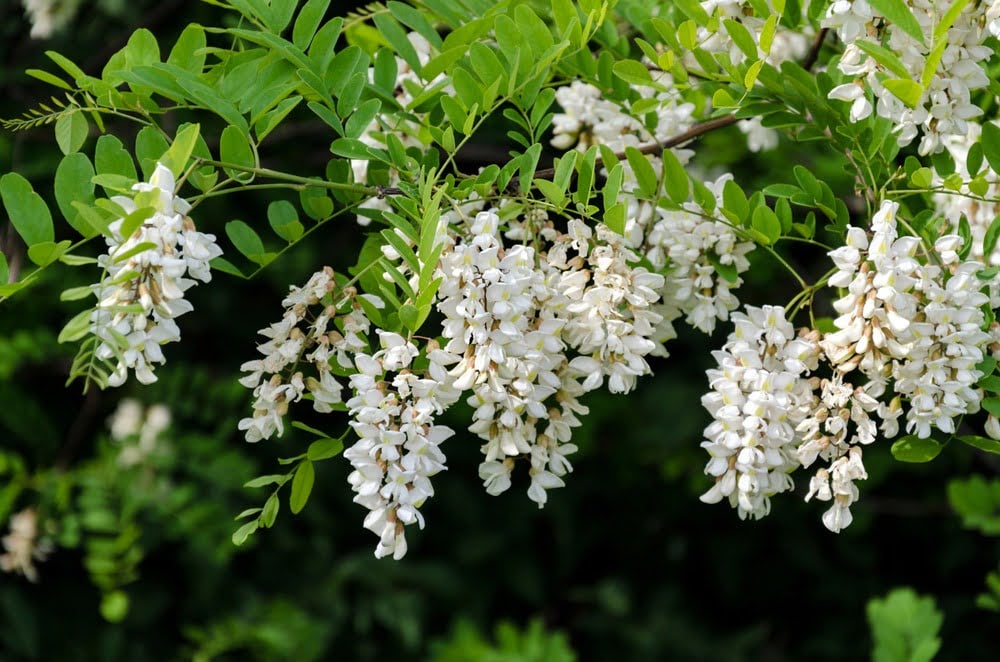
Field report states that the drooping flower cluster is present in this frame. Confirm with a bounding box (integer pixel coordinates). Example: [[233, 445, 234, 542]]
[[21, 0, 81, 39], [108, 398, 172, 467], [344, 332, 459, 559], [90, 163, 222, 387], [934, 122, 1000, 308], [433, 211, 664, 507], [550, 81, 754, 341], [699, 305, 822, 519], [646, 174, 756, 336], [700, 199, 995, 532], [824, 0, 994, 154], [0, 508, 49, 582], [822, 200, 990, 438], [238, 268, 379, 442]]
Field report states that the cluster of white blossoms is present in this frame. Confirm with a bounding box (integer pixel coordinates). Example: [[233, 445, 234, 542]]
[[0, 508, 49, 582], [238, 267, 378, 443], [21, 0, 81, 39], [90, 163, 221, 387], [822, 201, 990, 438], [433, 210, 663, 507], [238, 204, 671, 555], [344, 332, 459, 559], [550, 80, 754, 341], [699, 305, 822, 519], [933, 122, 1000, 308], [646, 174, 756, 336], [824, 0, 994, 154], [108, 398, 172, 467], [701, 200, 996, 532]]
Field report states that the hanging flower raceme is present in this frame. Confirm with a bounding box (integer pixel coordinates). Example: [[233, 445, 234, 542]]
[[824, 0, 993, 154], [238, 267, 383, 443], [89, 163, 221, 387]]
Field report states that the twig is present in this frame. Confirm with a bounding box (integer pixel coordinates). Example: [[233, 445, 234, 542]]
[[803, 28, 829, 72], [531, 115, 738, 184]]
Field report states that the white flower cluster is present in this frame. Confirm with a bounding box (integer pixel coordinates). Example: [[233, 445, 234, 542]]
[[90, 163, 221, 387], [238, 268, 379, 442], [699, 305, 821, 519], [934, 122, 1000, 308], [344, 331, 458, 559], [433, 210, 663, 507], [701, 200, 995, 532], [0, 508, 49, 582], [108, 398, 172, 467], [646, 174, 756, 336], [823, 200, 990, 438], [21, 0, 81, 39], [825, 0, 993, 154], [550, 82, 754, 341]]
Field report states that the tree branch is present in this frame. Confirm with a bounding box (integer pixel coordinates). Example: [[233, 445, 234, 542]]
[[803, 28, 829, 73]]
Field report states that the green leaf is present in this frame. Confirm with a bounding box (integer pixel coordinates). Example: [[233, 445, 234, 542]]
[[161, 123, 201, 178], [661, 148, 689, 203], [625, 147, 658, 198], [853, 40, 910, 79], [289, 460, 315, 514], [26, 68, 72, 90], [958, 435, 1000, 456], [58, 308, 93, 343], [0, 253, 7, 285], [890, 435, 942, 463], [882, 79, 923, 109], [167, 24, 207, 73], [867, 0, 926, 45], [722, 179, 749, 224], [307, 437, 344, 461], [243, 474, 287, 488], [226, 220, 266, 260], [260, 494, 279, 528], [267, 200, 304, 243], [54, 153, 98, 237], [1, 173, 54, 246], [604, 202, 626, 236], [399, 303, 420, 331], [982, 215, 1000, 258], [300, 187, 333, 220], [345, 98, 382, 140], [723, 19, 759, 60], [674, 0, 710, 24], [219, 125, 255, 182], [982, 123, 1000, 176], [28, 240, 71, 267], [983, 397, 1000, 418], [293, 0, 331, 50], [612, 59, 653, 86], [55, 111, 88, 155], [751, 206, 781, 245], [231, 520, 258, 546]]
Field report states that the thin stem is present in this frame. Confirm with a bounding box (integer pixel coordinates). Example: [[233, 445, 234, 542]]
[[194, 158, 404, 197]]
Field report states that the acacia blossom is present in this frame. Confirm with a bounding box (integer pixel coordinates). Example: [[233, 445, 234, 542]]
[[90, 163, 221, 387]]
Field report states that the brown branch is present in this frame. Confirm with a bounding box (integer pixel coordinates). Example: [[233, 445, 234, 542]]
[[531, 115, 738, 183], [803, 28, 829, 73]]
